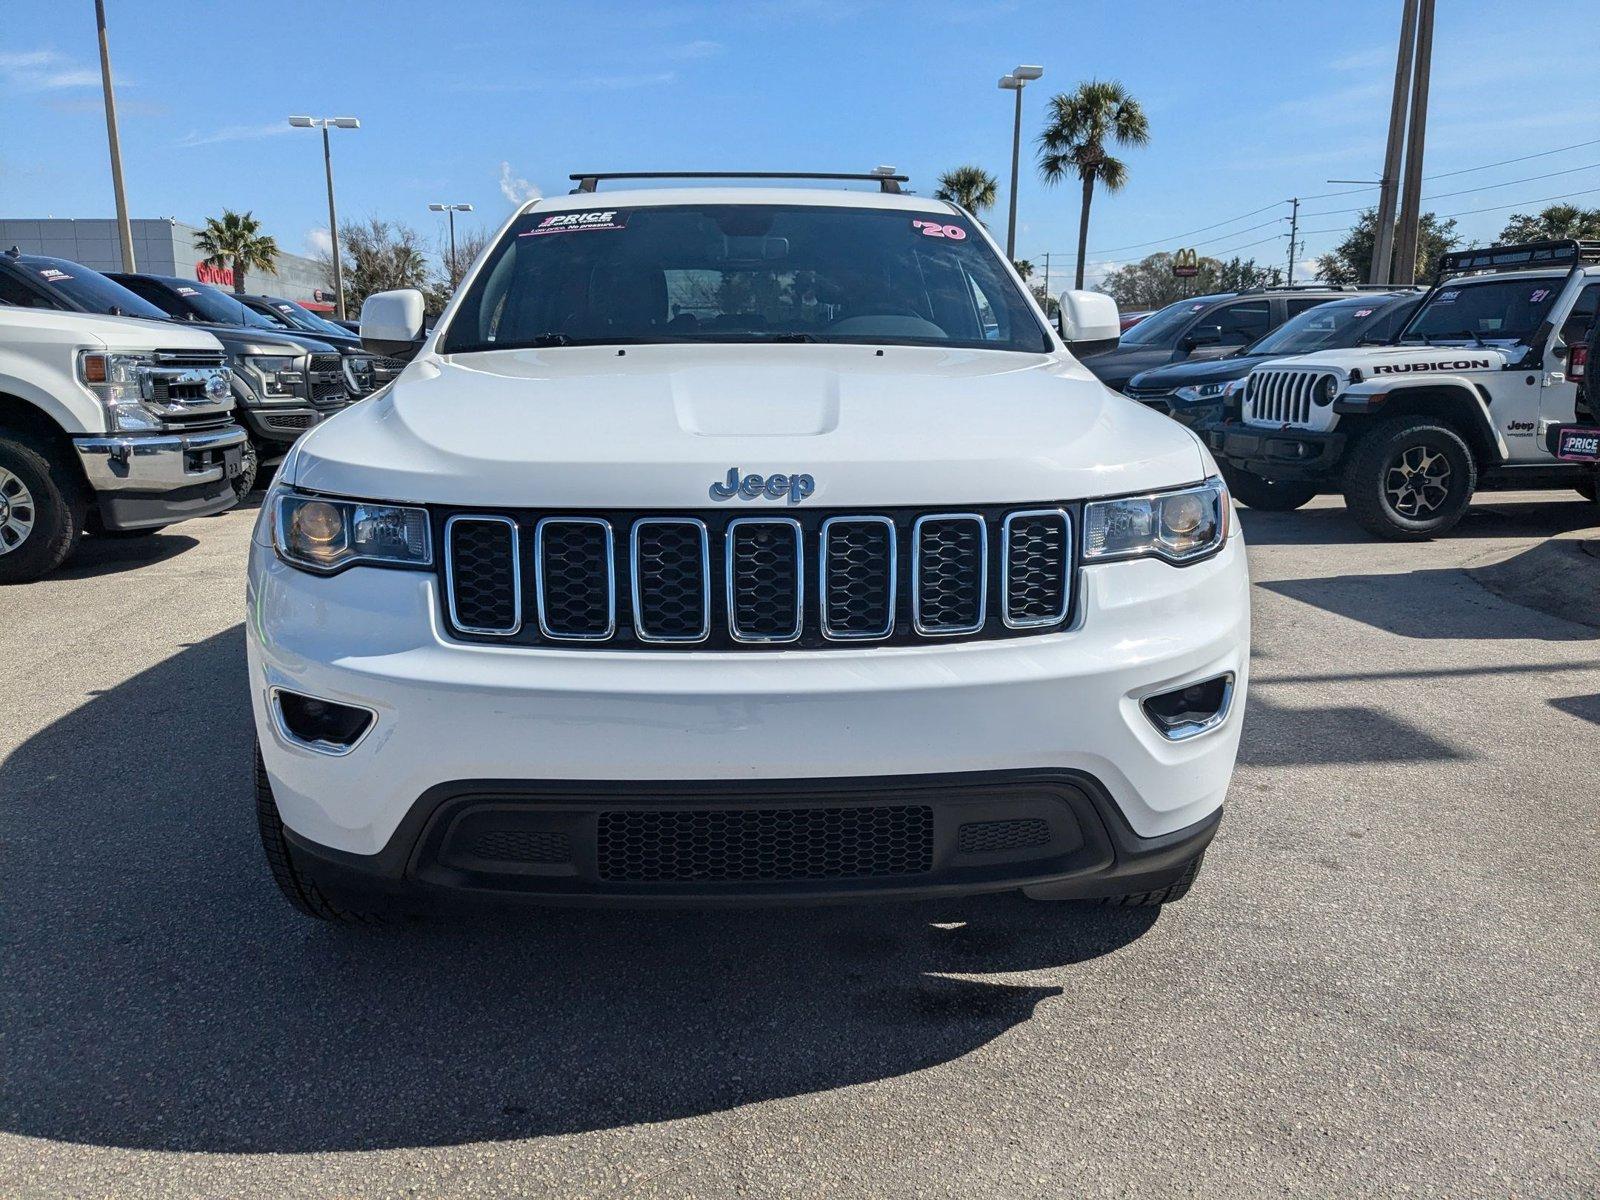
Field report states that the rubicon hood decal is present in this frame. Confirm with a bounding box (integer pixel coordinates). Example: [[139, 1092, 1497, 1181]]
[[1371, 357, 1495, 374]]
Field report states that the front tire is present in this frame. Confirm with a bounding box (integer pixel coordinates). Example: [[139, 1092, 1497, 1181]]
[[1341, 417, 1477, 540], [231, 437, 260, 501], [255, 742, 398, 925], [0, 436, 86, 584], [1220, 465, 1319, 512]]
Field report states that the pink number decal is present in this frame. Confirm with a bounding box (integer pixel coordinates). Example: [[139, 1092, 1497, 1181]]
[[912, 220, 968, 240]]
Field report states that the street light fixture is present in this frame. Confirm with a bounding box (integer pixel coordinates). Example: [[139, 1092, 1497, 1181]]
[[998, 64, 1043, 260], [289, 115, 361, 320], [428, 202, 475, 285]]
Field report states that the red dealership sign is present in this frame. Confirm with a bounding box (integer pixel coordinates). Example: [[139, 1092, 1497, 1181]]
[[195, 261, 235, 287]]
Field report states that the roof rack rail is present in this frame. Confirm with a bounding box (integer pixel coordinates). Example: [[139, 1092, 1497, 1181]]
[[1436, 238, 1600, 280], [568, 169, 910, 195], [1234, 282, 1402, 295]]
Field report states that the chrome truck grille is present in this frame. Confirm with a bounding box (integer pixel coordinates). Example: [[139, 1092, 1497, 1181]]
[[438, 505, 1076, 650], [1244, 368, 1331, 428]]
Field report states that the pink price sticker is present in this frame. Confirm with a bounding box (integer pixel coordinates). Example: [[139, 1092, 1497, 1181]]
[[1529, 288, 1551, 303], [1353, 308, 1373, 317], [911, 219, 967, 240]]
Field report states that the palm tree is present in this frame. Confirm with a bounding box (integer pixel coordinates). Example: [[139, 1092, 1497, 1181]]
[[1037, 80, 1149, 289], [193, 209, 279, 295], [934, 165, 999, 222], [1012, 259, 1034, 281]]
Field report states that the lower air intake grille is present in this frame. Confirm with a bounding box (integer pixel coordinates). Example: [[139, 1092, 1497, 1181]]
[[464, 830, 573, 864], [596, 805, 935, 882], [957, 818, 1051, 854], [446, 516, 521, 634]]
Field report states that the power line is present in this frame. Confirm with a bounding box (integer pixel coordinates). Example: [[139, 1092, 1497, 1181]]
[[1300, 160, 1600, 220], [1293, 184, 1600, 250], [1084, 200, 1284, 257], [1426, 136, 1600, 181]]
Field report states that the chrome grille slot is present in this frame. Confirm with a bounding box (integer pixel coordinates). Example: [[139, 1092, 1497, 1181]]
[[726, 518, 803, 643], [535, 517, 615, 640], [445, 515, 522, 635], [820, 516, 896, 641], [1002, 509, 1071, 628], [631, 518, 710, 643], [913, 514, 987, 636]]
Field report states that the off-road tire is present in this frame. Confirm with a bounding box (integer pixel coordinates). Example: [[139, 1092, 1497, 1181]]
[[231, 437, 260, 501], [1341, 417, 1477, 540], [1221, 465, 1319, 512], [255, 742, 397, 925], [0, 435, 86, 584], [1101, 850, 1206, 907]]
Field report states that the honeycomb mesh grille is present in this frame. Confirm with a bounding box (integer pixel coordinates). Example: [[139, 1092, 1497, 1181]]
[[597, 806, 935, 882], [822, 518, 894, 638], [538, 519, 613, 639], [308, 354, 349, 405], [914, 516, 986, 633], [1004, 512, 1070, 626], [633, 521, 709, 641], [728, 520, 802, 641], [957, 818, 1051, 855], [447, 518, 520, 633], [464, 830, 573, 864]]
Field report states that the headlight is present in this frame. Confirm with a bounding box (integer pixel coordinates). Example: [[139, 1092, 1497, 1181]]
[[1313, 374, 1339, 406], [1083, 477, 1230, 565], [272, 488, 432, 573], [1172, 381, 1229, 405], [243, 354, 306, 401], [78, 350, 164, 432]]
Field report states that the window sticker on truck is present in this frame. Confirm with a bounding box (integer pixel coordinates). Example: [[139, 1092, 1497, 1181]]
[[523, 210, 628, 236], [36, 267, 73, 282], [1435, 290, 1459, 304], [911, 220, 967, 240], [1528, 288, 1551, 304]]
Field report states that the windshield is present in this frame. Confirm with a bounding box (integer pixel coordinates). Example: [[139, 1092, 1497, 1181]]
[[1116, 296, 1224, 347], [1248, 297, 1399, 355], [23, 258, 170, 321], [180, 281, 280, 329], [268, 298, 351, 339], [440, 203, 1050, 354], [1401, 277, 1562, 345]]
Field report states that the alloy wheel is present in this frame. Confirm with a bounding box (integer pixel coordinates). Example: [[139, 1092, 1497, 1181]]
[[0, 465, 36, 556], [1384, 444, 1452, 517]]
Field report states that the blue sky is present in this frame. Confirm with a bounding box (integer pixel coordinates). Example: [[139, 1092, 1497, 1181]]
[[3, 0, 1598, 287]]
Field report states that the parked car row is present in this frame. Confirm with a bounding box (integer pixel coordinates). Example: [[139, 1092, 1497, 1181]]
[[1078, 242, 1600, 539], [0, 249, 400, 580]]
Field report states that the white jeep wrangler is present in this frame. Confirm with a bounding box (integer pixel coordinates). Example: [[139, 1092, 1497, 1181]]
[[247, 171, 1249, 922], [1202, 240, 1600, 538], [0, 305, 246, 582]]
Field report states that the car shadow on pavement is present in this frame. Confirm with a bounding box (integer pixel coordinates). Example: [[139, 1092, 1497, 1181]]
[[59, 531, 201, 578], [1235, 494, 1598, 547], [1548, 693, 1600, 727], [0, 626, 1157, 1154]]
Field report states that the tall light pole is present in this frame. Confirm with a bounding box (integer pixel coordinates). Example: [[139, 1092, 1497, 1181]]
[[94, 0, 135, 271], [289, 115, 360, 320], [428, 202, 474, 286], [1370, 0, 1420, 284], [998, 64, 1044, 261], [1391, 0, 1436, 286]]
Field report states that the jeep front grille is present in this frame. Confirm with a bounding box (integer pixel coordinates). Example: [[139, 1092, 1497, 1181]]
[[1245, 369, 1328, 427], [440, 505, 1077, 650]]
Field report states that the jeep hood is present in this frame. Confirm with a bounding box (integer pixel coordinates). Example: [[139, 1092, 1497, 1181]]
[[287, 344, 1210, 508], [1131, 353, 1270, 390], [1264, 343, 1517, 374]]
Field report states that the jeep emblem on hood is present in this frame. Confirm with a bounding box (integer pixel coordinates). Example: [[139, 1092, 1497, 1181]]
[[709, 467, 816, 504]]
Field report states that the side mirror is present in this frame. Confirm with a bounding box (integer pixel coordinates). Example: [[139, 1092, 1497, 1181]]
[[1181, 325, 1224, 353], [360, 289, 426, 360], [1056, 290, 1120, 357]]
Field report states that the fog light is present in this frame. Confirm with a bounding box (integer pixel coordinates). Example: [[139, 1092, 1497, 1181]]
[[1141, 674, 1234, 741], [271, 688, 375, 754]]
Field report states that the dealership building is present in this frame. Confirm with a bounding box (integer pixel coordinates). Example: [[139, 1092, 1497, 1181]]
[[0, 217, 333, 310]]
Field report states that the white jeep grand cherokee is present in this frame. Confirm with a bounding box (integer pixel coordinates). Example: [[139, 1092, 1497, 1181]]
[[247, 172, 1249, 922]]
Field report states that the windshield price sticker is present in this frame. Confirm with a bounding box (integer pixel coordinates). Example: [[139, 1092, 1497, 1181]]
[[911, 220, 967, 240], [177, 286, 200, 296], [1353, 308, 1373, 317], [1528, 288, 1551, 303], [524, 210, 629, 236], [1435, 290, 1459, 305], [37, 267, 73, 282]]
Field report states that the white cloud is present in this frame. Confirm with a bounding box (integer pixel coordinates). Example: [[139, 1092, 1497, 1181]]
[[177, 122, 295, 148], [499, 161, 541, 205], [1329, 46, 1393, 72], [0, 49, 103, 91], [305, 227, 334, 257]]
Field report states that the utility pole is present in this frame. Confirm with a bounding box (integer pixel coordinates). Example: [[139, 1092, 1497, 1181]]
[[1392, 0, 1435, 285], [1370, 0, 1419, 284], [1286, 198, 1300, 286], [1042, 251, 1051, 300], [94, 0, 135, 272]]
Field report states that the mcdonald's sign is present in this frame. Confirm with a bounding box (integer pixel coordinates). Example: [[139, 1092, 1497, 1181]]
[[1172, 248, 1200, 278]]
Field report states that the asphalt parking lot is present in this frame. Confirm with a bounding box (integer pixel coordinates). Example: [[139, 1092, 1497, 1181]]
[[2, 490, 1597, 1199]]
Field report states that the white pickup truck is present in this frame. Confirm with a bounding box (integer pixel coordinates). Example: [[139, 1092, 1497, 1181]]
[[246, 170, 1250, 923], [0, 305, 246, 582], [1202, 239, 1600, 538]]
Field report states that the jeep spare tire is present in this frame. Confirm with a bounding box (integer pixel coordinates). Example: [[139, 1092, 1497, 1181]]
[[1341, 416, 1477, 540], [1220, 465, 1318, 512]]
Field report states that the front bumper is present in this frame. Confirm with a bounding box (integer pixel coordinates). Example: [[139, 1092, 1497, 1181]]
[[74, 425, 246, 530], [248, 525, 1250, 900], [1200, 419, 1346, 481]]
